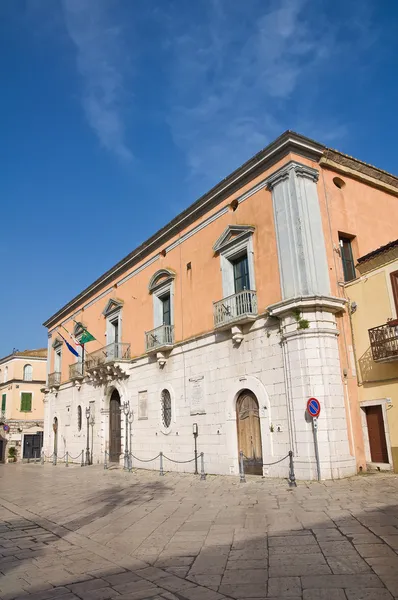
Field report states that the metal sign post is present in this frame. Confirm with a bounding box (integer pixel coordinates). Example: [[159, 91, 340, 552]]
[[307, 398, 321, 482]]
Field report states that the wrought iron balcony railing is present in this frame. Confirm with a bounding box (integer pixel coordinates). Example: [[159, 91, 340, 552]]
[[145, 324, 174, 353], [85, 342, 131, 370], [48, 371, 61, 387], [69, 362, 85, 380], [213, 290, 258, 328], [369, 323, 398, 362]]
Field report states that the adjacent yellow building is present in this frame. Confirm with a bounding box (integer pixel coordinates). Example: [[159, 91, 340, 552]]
[[0, 348, 47, 462], [346, 240, 398, 471]]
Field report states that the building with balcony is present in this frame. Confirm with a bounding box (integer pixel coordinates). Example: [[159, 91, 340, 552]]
[[0, 348, 47, 462], [42, 131, 398, 480], [345, 239, 398, 472]]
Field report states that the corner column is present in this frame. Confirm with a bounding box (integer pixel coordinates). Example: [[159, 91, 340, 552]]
[[266, 161, 356, 479]]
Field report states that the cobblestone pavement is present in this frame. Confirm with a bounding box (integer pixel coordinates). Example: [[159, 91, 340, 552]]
[[1, 465, 398, 600]]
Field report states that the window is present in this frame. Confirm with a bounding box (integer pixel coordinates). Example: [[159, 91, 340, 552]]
[[77, 405, 82, 431], [20, 392, 32, 412], [161, 389, 172, 428], [1, 394, 6, 413], [232, 253, 250, 293], [339, 237, 356, 282], [54, 348, 62, 373], [4, 366, 8, 383], [149, 269, 175, 330], [390, 270, 398, 315], [23, 364, 33, 381], [160, 292, 171, 326]]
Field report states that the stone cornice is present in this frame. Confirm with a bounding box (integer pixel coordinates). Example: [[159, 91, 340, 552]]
[[265, 161, 319, 189], [267, 295, 347, 317]]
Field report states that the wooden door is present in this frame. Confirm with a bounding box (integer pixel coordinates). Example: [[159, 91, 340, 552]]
[[366, 405, 389, 463], [237, 391, 263, 475], [109, 390, 121, 462]]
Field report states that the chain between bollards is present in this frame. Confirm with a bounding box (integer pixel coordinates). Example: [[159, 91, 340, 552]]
[[288, 450, 297, 487], [159, 452, 164, 476]]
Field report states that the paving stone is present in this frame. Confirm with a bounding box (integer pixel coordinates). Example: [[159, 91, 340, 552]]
[[345, 589, 393, 599], [68, 579, 110, 594], [303, 591, 346, 600], [218, 583, 267, 598], [379, 578, 398, 596], [355, 544, 398, 558], [267, 576, 301, 597], [326, 556, 372, 574], [301, 574, 384, 589], [221, 569, 267, 584], [268, 536, 317, 547], [104, 572, 143, 586], [225, 559, 265, 569], [79, 588, 120, 600]]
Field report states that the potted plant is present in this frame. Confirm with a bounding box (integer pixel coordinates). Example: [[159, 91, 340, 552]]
[[7, 446, 16, 463]]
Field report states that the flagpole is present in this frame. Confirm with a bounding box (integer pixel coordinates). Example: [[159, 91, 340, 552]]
[[82, 343, 85, 374]]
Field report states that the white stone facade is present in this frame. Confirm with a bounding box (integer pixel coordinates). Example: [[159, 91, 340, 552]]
[[43, 304, 356, 480]]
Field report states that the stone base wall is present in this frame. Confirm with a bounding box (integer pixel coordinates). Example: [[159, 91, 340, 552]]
[[43, 311, 357, 480]]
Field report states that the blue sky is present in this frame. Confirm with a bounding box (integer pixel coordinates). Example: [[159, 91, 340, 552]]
[[1, 0, 397, 356]]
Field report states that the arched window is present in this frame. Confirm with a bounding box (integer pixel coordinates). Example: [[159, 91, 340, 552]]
[[77, 405, 82, 431], [4, 367, 8, 383], [161, 389, 172, 428], [23, 364, 33, 381]]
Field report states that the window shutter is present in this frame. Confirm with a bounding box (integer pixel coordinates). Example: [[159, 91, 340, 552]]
[[21, 393, 32, 412], [1, 394, 5, 412]]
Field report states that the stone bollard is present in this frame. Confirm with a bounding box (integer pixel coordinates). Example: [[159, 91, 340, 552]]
[[81, 450, 84, 467], [65, 451, 69, 467], [239, 450, 246, 483], [41, 449, 44, 465], [200, 452, 206, 481], [104, 451, 108, 470], [288, 450, 297, 488], [159, 452, 164, 476]]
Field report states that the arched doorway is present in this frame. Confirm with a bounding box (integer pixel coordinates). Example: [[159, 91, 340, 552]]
[[53, 417, 58, 456], [236, 390, 263, 475], [109, 389, 121, 462]]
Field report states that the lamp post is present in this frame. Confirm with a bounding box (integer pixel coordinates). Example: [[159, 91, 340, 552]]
[[122, 401, 130, 470], [128, 409, 134, 470], [90, 413, 95, 466], [193, 423, 198, 475], [85, 406, 90, 466]]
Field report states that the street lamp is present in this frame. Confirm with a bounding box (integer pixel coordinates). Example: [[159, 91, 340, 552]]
[[128, 409, 134, 470], [193, 423, 198, 475], [90, 413, 95, 466], [85, 406, 90, 466], [122, 401, 130, 470]]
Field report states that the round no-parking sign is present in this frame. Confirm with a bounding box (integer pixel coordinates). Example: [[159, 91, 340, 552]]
[[307, 397, 321, 418]]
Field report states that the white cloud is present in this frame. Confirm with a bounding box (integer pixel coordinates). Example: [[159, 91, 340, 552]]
[[163, 0, 375, 182], [62, 0, 133, 161]]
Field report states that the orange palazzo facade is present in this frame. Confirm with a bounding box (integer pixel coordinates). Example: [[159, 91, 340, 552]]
[[42, 131, 398, 479]]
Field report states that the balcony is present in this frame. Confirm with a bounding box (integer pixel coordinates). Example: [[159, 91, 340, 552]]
[[48, 371, 61, 388], [145, 325, 174, 353], [85, 342, 131, 370], [69, 362, 85, 380], [369, 323, 398, 362], [213, 290, 258, 329]]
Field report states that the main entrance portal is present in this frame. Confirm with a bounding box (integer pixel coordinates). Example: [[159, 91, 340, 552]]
[[109, 389, 121, 462], [236, 390, 263, 475]]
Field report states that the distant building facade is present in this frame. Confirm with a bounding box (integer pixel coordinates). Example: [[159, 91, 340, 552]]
[[0, 349, 47, 462], [42, 131, 398, 480], [346, 240, 398, 472]]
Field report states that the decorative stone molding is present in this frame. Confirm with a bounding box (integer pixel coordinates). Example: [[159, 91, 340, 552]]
[[148, 269, 176, 294], [102, 298, 123, 318], [213, 225, 255, 254], [268, 295, 347, 318]]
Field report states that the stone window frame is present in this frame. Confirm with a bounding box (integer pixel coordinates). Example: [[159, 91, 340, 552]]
[[23, 364, 33, 382], [148, 269, 176, 329], [213, 226, 256, 298], [20, 391, 33, 413], [159, 385, 175, 435]]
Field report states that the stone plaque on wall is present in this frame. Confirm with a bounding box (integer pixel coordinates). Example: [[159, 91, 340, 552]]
[[189, 375, 206, 415], [138, 390, 148, 420]]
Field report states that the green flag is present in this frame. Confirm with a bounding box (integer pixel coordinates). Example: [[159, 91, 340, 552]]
[[80, 329, 96, 344]]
